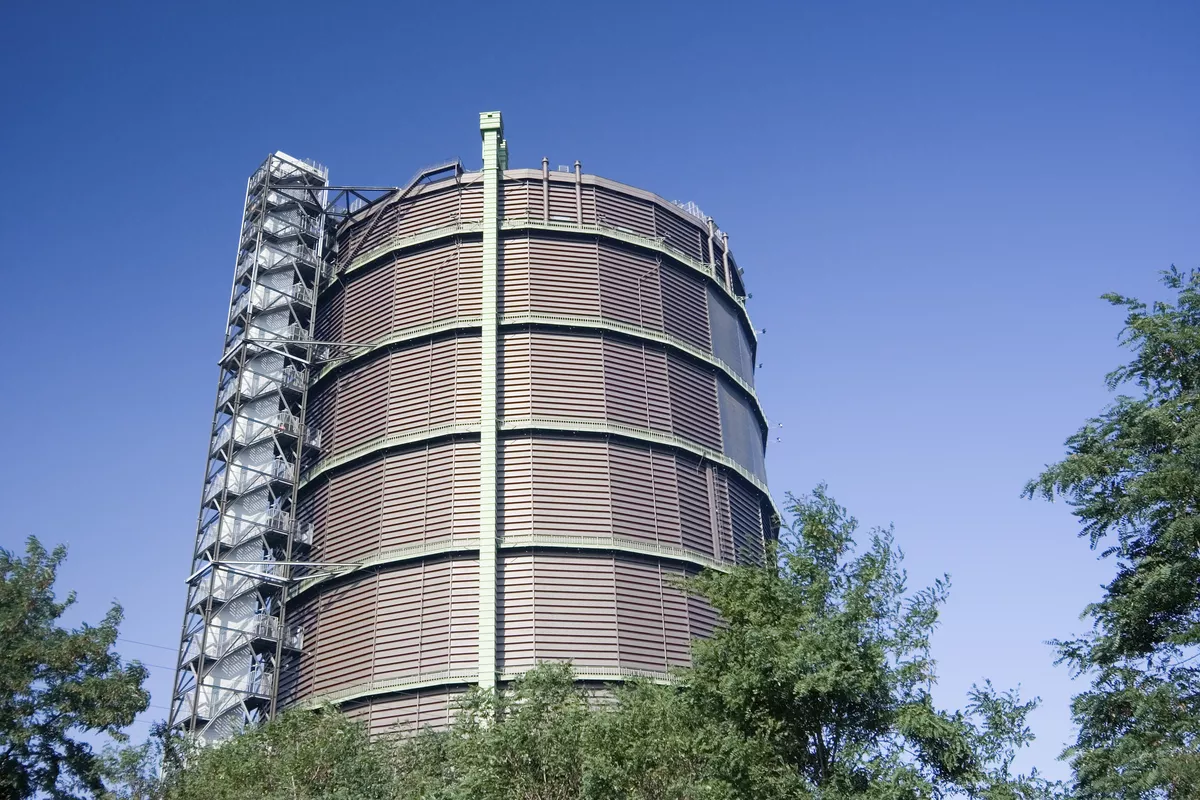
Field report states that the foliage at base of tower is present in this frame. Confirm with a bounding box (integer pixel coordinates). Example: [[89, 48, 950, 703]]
[[120, 486, 1065, 800], [108, 709, 399, 800], [1026, 267, 1200, 799], [0, 536, 150, 800]]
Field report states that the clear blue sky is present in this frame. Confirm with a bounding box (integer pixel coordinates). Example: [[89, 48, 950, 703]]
[[1, 0, 1196, 780]]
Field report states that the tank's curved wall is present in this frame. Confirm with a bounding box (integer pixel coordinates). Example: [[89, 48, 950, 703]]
[[279, 165, 772, 731]]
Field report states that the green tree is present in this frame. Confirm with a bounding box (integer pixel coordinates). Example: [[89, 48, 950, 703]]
[[393, 487, 1060, 800], [1026, 267, 1200, 799], [157, 708, 399, 800], [0, 536, 150, 800], [676, 486, 1060, 799], [397, 663, 592, 800]]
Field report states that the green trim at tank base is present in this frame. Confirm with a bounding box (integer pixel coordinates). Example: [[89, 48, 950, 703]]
[[291, 666, 675, 712]]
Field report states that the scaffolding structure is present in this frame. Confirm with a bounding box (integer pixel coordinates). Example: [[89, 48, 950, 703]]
[[169, 153, 464, 743], [168, 153, 329, 743]]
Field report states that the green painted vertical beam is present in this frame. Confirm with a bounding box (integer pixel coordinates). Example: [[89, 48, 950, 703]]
[[477, 111, 504, 690]]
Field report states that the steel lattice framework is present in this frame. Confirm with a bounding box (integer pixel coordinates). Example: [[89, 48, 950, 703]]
[[167, 153, 450, 742]]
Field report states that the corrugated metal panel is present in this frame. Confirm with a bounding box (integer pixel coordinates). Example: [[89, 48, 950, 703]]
[[496, 552, 534, 669], [379, 447, 432, 551], [373, 556, 478, 684], [334, 356, 388, 451], [716, 381, 767, 482], [498, 552, 706, 678], [314, 286, 344, 343], [361, 687, 463, 736], [301, 441, 481, 558], [676, 458, 715, 557], [340, 206, 399, 268], [666, 354, 722, 450], [452, 440, 481, 541], [609, 443, 656, 545], [278, 594, 318, 705], [499, 332, 532, 419], [688, 592, 719, 643], [379, 441, 480, 550], [727, 475, 766, 566], [597, 242, 664, 329], [531, 438, 611, 539], [458, 182, 484, 223], [499, 438, 534, 539], [393, 242, 472, 329], [660, 266, 711, 350], [547, 182, 577, 223], [501, 332, 606, 420], [595, 187, 656, 237], [306, 386, 338, 460], [316, 335, 483, 452], [710, 466, 734, 563], [531, 332, 605, 419], [293, 557, 478, 707], [644, 347, 674, 433], [388, 336, 481, 435], [502, 180, 537, 221], [653, 205, 706, 263], [527, 238, 600, 318], [335, 183, 477, 272], [580, 184, 597, 225], [602, 338, 651, 428], [495, 436, 746, 561], [457, 240, 483, 317], [661, 562, 692, 667], [441, 336, 481, 425], [312, 577, 378, 695], [334, 239, 484, 333], [500, 237, 531, 315], [386, 344, 430, 435], [323, 459, 383, 563], [615, 559, 669, 672], [297, 480, 329, 577], [342, 263, 394, 343], [507, 332, 732, 438], [395, 186, 460, 239], [650, 448, 684, 549], [498, 553, 619, 671], [706, 284, 754, 382]]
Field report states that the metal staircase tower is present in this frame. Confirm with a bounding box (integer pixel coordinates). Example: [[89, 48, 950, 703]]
[[168, 152, 464, 743], [169, 153, 327, 743]]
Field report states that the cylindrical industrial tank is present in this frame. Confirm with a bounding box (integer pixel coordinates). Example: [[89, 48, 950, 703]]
[[278, 116, 773, 735]]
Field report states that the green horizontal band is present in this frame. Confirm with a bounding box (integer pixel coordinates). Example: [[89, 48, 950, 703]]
[[292, 666, 674, 712]]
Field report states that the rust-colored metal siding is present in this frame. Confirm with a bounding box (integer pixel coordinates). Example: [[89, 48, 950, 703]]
[[310, 335, 481, 458], [497, 553, 700, 676], [281, 172, 771, 731]]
